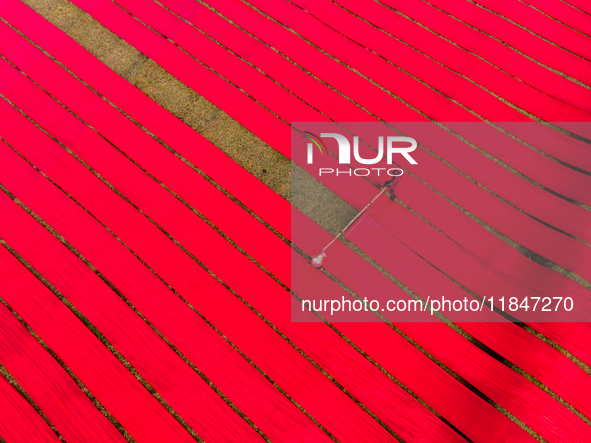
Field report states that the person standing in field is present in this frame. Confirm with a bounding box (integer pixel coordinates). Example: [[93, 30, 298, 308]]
[[383, 172, 402, 201]]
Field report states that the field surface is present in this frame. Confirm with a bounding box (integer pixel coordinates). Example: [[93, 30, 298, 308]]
[[0, 0, 591, 441]]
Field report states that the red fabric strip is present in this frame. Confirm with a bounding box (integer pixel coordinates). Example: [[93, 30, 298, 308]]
[[426, 0, 591, 86], [0, 135, 330, 441], [0, 20, 532, 440], [0, 249, 129, 442], [296, 131, 591, 289], [0, 23, 289, 283], [6, 0, 588, 362], [4, 0, 588, 360], [0, 361, 63, 443], [20, 0, 591, 241], [292, 208, 591, 422], [143, 0, 591, 203], [0, 58, 575, 443], [0, 0, 291, 239], [329, 0, 591, 115], [0, 85, 424, 443], [200, 0, 591, 168], [521, 0, 591, 36], [342, 218, 591, 441], [292, 0, 591, 121], [474, 0, 591, 60], [1, 1, 588, 438], [236, 0, 591, 138], [555, 0, 591, 17]]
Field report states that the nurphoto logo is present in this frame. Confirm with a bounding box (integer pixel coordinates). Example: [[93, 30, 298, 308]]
[[306, 133, 418, 165], [304, 131, 417, 179]]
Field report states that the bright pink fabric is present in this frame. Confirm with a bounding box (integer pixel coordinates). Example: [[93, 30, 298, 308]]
[[4, 11, 589, 319], [237, 0, 591, 139], [0, 0, 291, 239], [1, 2, 588, 436], [294, 131, 591, 367], [0, 60, 581, 443], [3, 0, 588, 292], [296, 134, 591, 289], [6, 0, 588, 322], [0, 18, 552, 440], [291, 0, 591, 122], [21, 0, 591, 237], [0, 24, 288, 283], [293, 209, 591, 421], [0, 350, 71, 443], [70, 0, 424, 121], [393, 176, 591, 308], [294, 132, 591, 357], [5, 0, 587, 239], [521, 0, 591, 35], [282, 0, 591, 141], [0, 77, 448, 443], [114, 0, 330, 126], [427, 0, 591, 86], [121, 0, 372, 122], [345, 220, 591, 442], [291, 258, 533, 442], [0, 249, 129, 443], [562, 0, 591, 15], [0, 16, 536, 440], [147, 0, 591, 200], [333, 0, 591, 114], [67, 0, 294, 156], [393, 123, 591, 241], [295, 215, 591, 441], [11, 2, 588, 278], [197, 0, 591, 169], [474, 0, 591, 60], [6, 0, 588, 356], [143, 0, 591, 202], [0, 136, 332, 441]]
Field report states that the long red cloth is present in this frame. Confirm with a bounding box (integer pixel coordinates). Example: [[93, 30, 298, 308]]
[[332, 0, 591, 113], [4, 0, 588, 294], [5, 0, 591, 354], [0, 373, 61, 443], [426, 0, 591, 85], [0, 249, 135, 442], [0, 0, 291, 239], [124, 0, 591, 204], [474, 0, 591, 60], [0, 139, 334, 441], [0, 31, 527, 443], [0, 2, 588, 440], [198, 0, 591, 169], [292, 209, 591, 422], [1, 51, 581, 443], [0, 93, 429, 443], [20, 0, 591, 251], [521, 0, 591, 35], [4, 0, 591, 390], [287, 0, 591, 121]]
